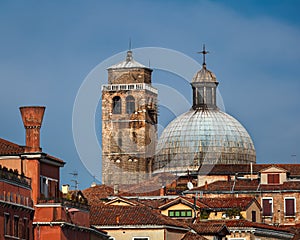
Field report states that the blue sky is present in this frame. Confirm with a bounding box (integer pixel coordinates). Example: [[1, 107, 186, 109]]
[[0, 0, 300, 189]]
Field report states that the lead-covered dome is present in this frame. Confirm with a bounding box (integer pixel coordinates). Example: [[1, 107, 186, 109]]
[[153, 47, 256, 175], [153, 109, 256, 174]]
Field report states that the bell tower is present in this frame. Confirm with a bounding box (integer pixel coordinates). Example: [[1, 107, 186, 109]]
[[102, 50, 158, 186]]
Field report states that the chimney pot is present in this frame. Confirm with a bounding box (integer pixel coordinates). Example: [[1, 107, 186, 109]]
[[19, 106, 45, 153], [160, 186, 165, 196], [116, 215, 120, 224], [205, 181, 208, 190]]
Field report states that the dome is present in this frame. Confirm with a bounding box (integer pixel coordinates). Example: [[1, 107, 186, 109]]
[[153, 109, 256, 175], [192, 64, 217, 83], [108, 50, 149, 70], [153, 46, 256, 175]]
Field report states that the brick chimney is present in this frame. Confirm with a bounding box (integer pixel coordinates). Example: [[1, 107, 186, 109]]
[[19, 106, 45, 153]]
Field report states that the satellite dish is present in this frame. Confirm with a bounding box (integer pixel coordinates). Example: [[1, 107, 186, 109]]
[[187, 181, 193, 190]]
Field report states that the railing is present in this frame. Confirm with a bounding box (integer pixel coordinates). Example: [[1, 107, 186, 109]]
[[38, 197, 89, 211], [0, 191, 33, 208], [102, 83, 158, 94], [0, 167, 31, 188]]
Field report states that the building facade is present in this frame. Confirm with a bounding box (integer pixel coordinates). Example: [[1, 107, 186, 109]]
[[0, 165, 34, 240], [102, 50, 158, 185], [0, 106, 109, 240]]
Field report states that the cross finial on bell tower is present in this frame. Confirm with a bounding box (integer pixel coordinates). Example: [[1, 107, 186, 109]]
[[197, 44, 209, 67]]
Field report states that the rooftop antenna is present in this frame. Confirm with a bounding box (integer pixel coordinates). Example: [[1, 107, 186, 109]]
[[148, 59, 151, 68], [69, 170, 79, 190], [197, 44, 209, 66]]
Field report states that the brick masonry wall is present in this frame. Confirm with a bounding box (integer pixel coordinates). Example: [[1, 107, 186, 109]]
[[102, 68, 157, 186]]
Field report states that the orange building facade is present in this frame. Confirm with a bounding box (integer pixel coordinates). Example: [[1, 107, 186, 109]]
[[0, 106, 109, 240]]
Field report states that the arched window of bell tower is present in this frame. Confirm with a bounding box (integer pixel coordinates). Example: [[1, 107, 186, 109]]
[[126, 95, 135, 114], [112, 96, 121, 114]]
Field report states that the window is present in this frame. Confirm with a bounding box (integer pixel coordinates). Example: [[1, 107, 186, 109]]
[[14, 216, 19, 237], [40, 176, 48, 198], [168, 210, 192, 218], [251, 210, 256, 222], [4, 213, 10, 236], [197, 88, 204, 105], [23, 218, 29, 240], [262, 198, 273, 217], [267, 173, 279, 184], [126, 95, 135, 114], [285, 198, 296, 216], [206, 87, 212, 105], [112, 96, 121, 114]]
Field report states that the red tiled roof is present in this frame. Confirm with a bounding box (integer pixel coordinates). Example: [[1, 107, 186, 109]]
[[193, 178, 300, 192], [118, 173, 177, 196], [198, 197, 259, 210], [158, 196, 207, 210], [190, 221, 229, 235], [181, 232, 208, 240], [0, 138, 64, 164], [44, 154, 65, 164], [82, 185, 136, 205], [200, 219, 292, 233], [90, 205, 188, 230], [198, 164, 300, 177], [0, 138, 24, 155], [136, 198, 172, 209]]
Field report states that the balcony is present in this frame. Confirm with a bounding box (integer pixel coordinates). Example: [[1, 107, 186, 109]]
[[102, 83, 158, 94], [38, 196, 89, 211], [0, 166, 31, 188], [0, 191, 33, 209]]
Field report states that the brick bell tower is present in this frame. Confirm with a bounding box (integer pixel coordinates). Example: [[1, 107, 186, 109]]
[[102, 50, 158, 186]]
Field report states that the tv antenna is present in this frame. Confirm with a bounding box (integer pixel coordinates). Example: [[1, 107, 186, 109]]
[[69, 170, 79, 190]]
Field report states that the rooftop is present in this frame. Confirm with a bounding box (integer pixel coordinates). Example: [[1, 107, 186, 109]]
[[107, 50, 150, 70], [0, 137, 65, 164], [196, 164, 300, 177], [190, 178, 300, 193], [90, 205, 188, 230], [181, 232, 209, 240]]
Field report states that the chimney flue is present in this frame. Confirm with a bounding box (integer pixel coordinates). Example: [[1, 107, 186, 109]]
[[19, 106, 45, 153]]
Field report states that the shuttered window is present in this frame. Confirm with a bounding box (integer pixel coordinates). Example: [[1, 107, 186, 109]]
[[267, 174, 279, 184], [285, 198, 295, 216], [262, 198, 273, 216]]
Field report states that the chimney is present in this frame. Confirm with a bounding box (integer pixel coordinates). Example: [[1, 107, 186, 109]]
[[19, 106, 45, 153], [62, 184, 70, 194], [116, 215, 120, 224], [160, 186, 165, 196]]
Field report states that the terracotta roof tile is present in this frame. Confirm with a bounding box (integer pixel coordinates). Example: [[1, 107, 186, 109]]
[[198, 197, 259, 210], [44, 154, 65, 164], [193, 178, 300, 192], [0, 138, 64, 164], [0, 138, 24, 155], [158, 196, 207, 210], [198, 164, 300, 177], [190, 221, 229, 235], [134, 198, 172, 209], [82, 185, 135, 205], [181, 232, 208, 240], [200, 219, 292, 233], [90, 205, 188, 229]]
